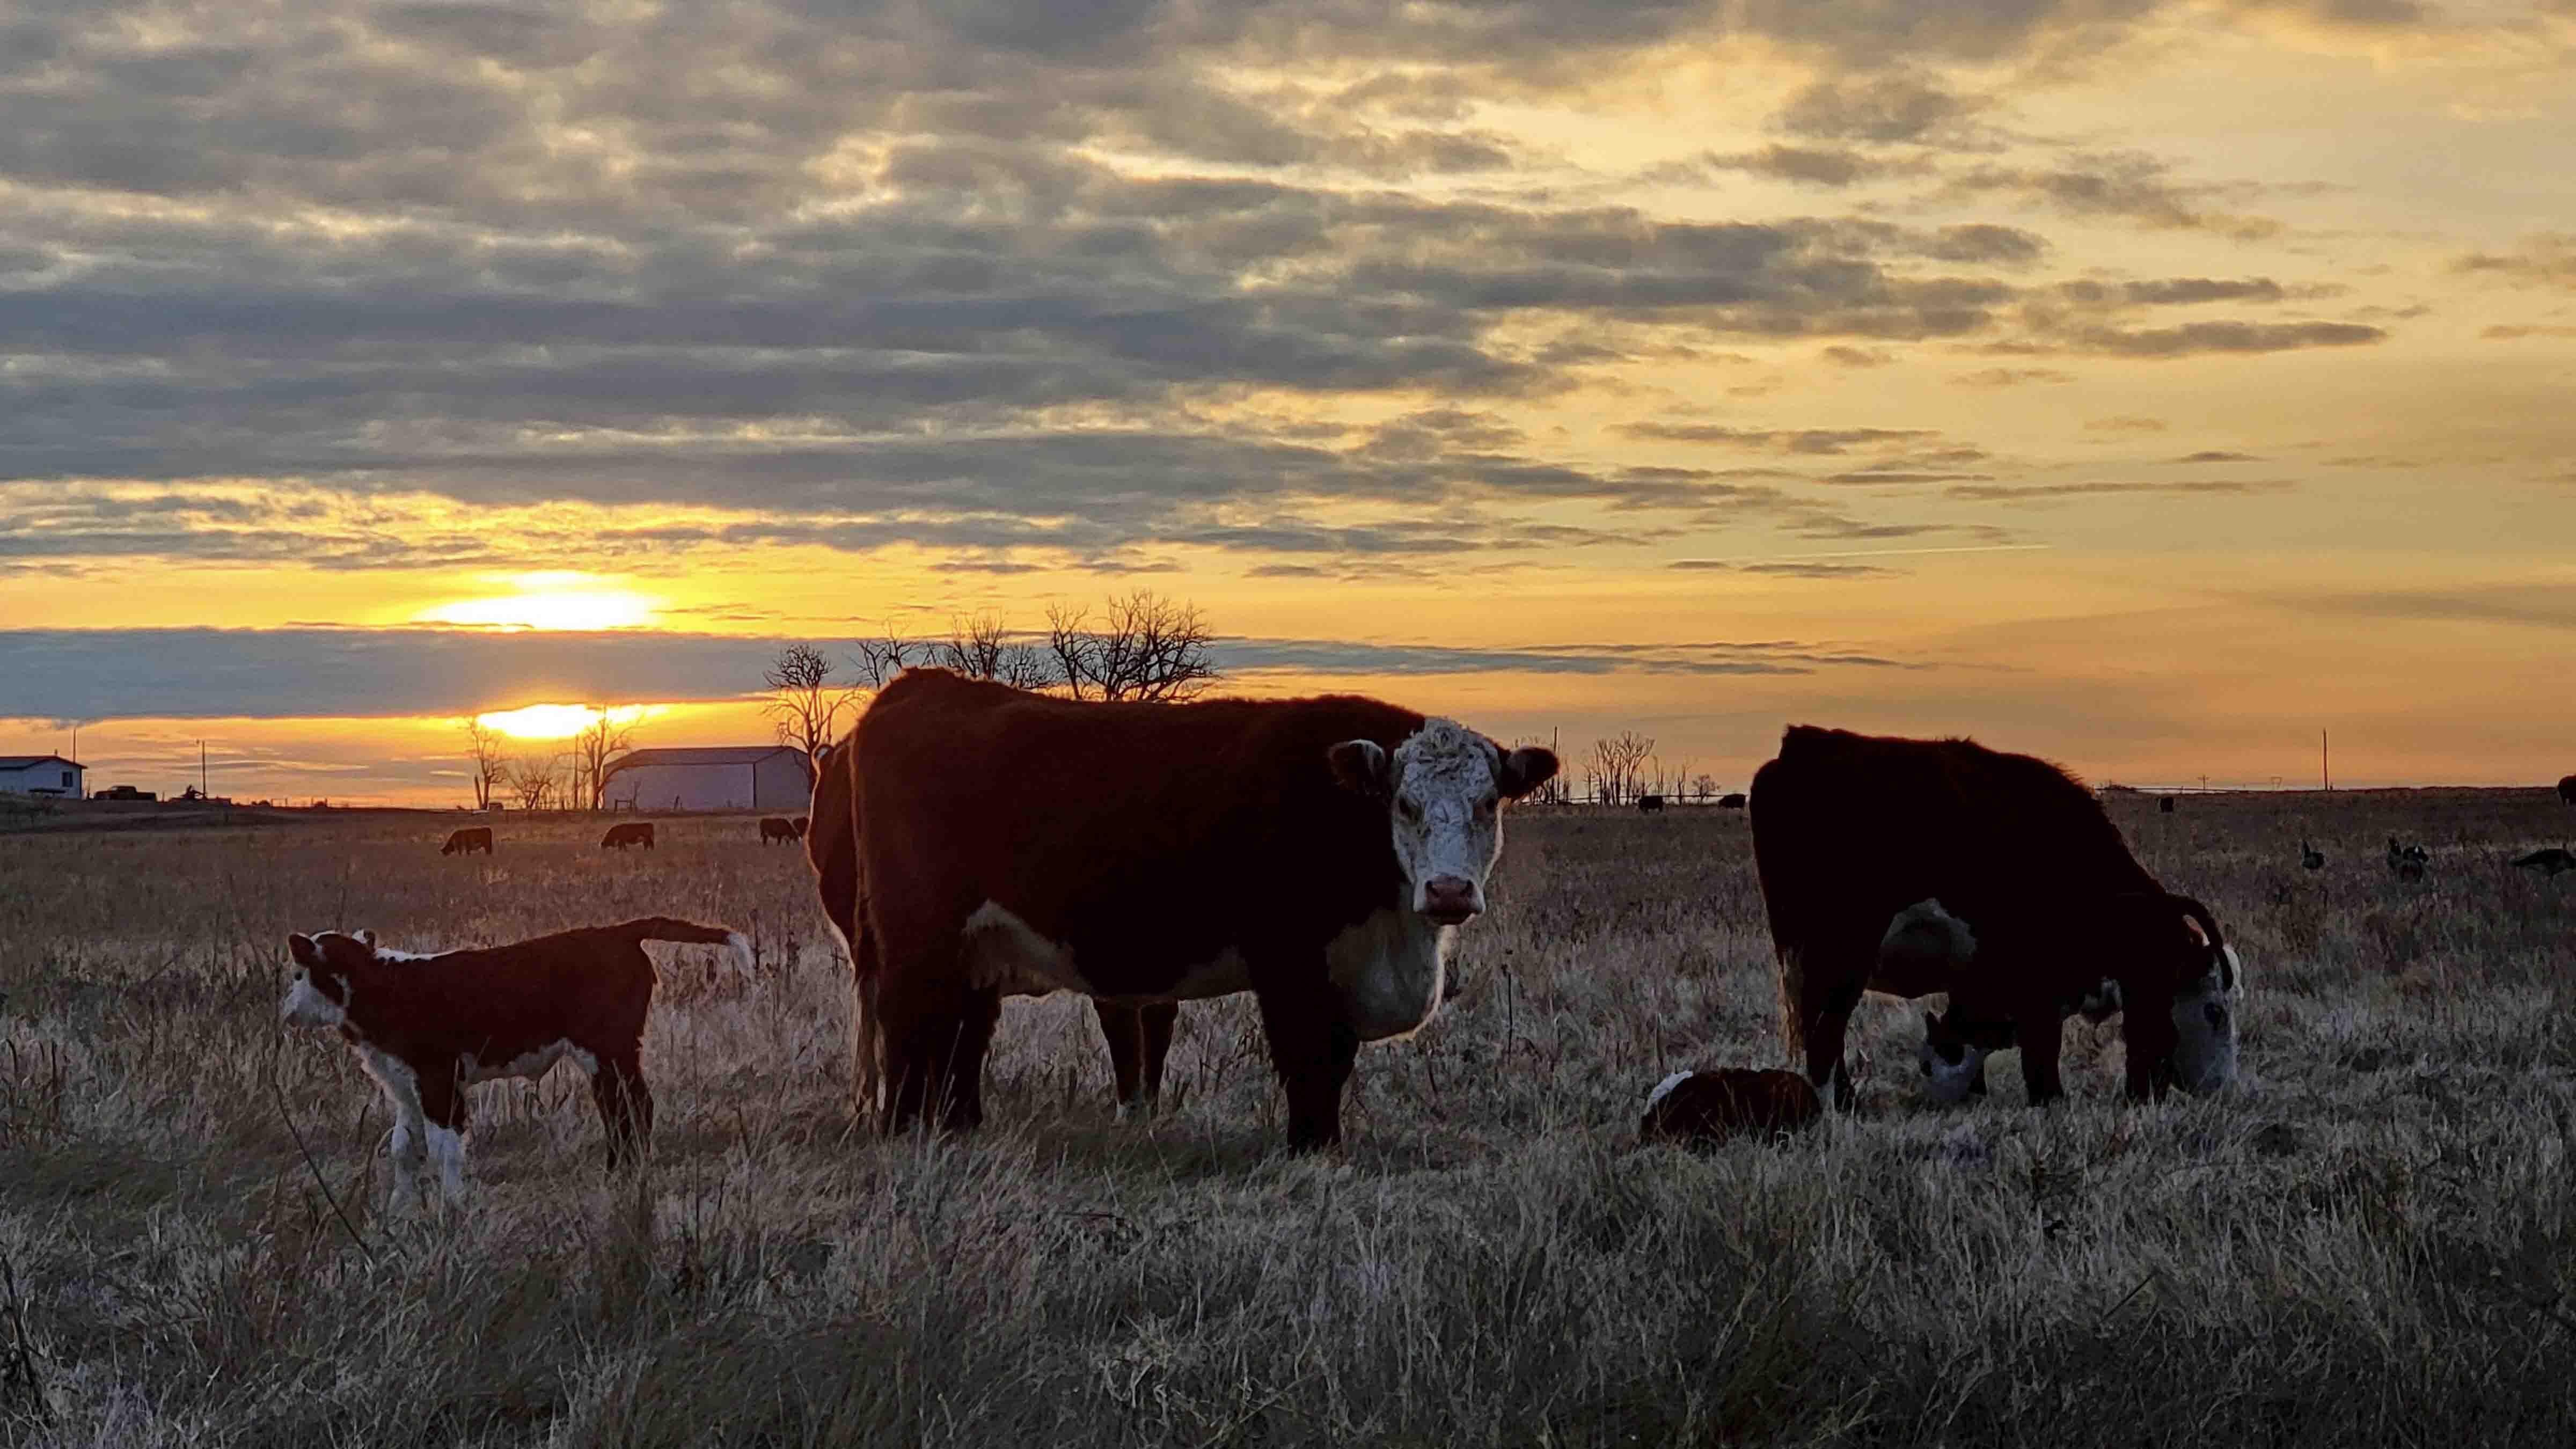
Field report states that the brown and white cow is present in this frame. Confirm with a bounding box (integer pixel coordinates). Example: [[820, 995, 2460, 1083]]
[[758, 816, 800, 845], [833, 668, 1556, 1148], [1638, 1067, 1820, 1146], [804, 734, 1182, 1119], [600, 822, 655, 851], [441, 826, 493, 856], [280, 917, 747, 1211], [1750, 725, 2240, 1109]]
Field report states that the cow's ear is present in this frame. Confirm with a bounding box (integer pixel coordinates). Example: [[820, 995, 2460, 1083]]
[[1496, 746, 1560, 800], [357, 929, 377, 949], [288, 933, 320, 967], [1328, 740, 1391, 800]]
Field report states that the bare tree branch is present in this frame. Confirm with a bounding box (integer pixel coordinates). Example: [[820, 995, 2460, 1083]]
[[1050, 590, 1220, 703], [458, 717, 508, 811], [764, 644, 863, 760], [567, 706, 637, 810], [931, 612, 1051, 691]]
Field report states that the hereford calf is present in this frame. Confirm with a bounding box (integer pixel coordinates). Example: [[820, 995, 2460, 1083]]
[[280, 917, 746, 1211], [441, 826, 493, 856], [1638, 1068, 1821, 1146], [600, 821, 655, 851]]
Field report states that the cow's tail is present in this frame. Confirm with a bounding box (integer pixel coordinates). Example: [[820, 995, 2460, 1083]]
[[615, 917, 755, 975]]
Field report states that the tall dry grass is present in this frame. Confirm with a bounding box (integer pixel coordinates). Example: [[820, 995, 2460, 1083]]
[[2, 791, 2572, 1445]]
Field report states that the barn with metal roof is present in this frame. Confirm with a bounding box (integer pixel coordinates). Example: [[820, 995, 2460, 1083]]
[[599, 746, 813, 813]]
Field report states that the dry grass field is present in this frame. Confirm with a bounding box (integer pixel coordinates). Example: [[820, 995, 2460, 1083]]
[[4, 789, 2574, 1446]]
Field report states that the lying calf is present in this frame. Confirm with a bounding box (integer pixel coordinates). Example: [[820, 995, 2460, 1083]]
[[280, 917, 747, 1210], [1638, 1067, 1821, 1146]]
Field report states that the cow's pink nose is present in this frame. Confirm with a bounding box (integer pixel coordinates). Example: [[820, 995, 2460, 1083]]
[[1421, 876, 1480, 924]]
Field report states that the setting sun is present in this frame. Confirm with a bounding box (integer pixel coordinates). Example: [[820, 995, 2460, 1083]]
[[417, 573, 662, 632], [476, 702, 660, 740]]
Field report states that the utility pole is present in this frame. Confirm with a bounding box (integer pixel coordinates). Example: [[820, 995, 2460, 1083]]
[[200, 740, 208, 799], [2321, 729, 2331, 792]]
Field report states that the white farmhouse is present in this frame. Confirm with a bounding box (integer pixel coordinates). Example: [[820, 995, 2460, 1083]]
[[0, 754, 84, 797], [598, 745, 814, 813]]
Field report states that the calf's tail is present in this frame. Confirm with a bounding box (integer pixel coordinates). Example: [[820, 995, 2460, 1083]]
[[615, 917, 755, 975]]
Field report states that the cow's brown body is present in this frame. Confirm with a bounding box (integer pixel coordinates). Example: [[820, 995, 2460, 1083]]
[[2559, 774, 2575, 807], [600, 822, 655, 851], [803, 733, 1176, 1117], [441, 826, 493, 856], [759, 815, 801, 845], [1751, 724, 2236, 1108], [1638, 1068, 1820, 1146]]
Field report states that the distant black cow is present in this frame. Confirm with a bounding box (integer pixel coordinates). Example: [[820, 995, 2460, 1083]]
[[2559, 775, 2576, 806], [759, 816, 800, 845], [1636, 794, 1666, 814], [2158, 795, 2176, 814], [441, 826, 493, 857], [1717, 793, 1748, 809], [2513, 846, 2575, 879], [601, 822, 656, 852]]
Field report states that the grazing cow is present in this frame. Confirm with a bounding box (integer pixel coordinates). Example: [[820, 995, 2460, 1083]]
[[1638, 1067, 1820, 1146], [804, 730, 1181, 1118], [1636, 794, 1666, 814], [2560, 775, 2576, 806], [759, 816, 800, 845], [600, 822, 656, 852], [441, 826, 494, 857], [1717, 793, 1747, 809], [2300, 839, 2325, 871], [2513, 846, 2576, 879], [2158, 795, 2176, 814], [835, 668, 1556, 1147], [2386, 836, 2428, 882], [280, 917, 747, 1210], [791, 815, 808, 838], [1750, 725, 2240, 1109]]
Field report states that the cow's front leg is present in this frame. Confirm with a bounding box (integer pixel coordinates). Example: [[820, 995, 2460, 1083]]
[[2015, 1007, 2065, 1106], [1253, 981, 1357, 1150]]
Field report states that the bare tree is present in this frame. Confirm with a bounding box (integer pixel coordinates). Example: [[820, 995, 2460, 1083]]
[[848, 627, 917, 693], [1048, 590, 1221, 702], [1692, 772, 1718, 803], [764, 644, 862, 762], [1587, 731, 1657, 806], [566, 706, 637, 810], [931, 611, 1051, 690], [506, 753, 564, 813], [1588, 737, 1624, 807], [459, 716, 508, 810]]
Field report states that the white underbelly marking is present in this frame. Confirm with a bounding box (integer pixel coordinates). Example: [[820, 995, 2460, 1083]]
[[962, 900, 1094, 996], [460, 1040, 594, 1085], [1327, 905, 1452, 1042]]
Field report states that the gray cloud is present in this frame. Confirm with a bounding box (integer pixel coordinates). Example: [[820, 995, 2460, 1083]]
[[1619, 423, 1940, 455], [2053, 320, 2384, 357], [1944, 479, 2295, 502], [2172, 450, 2259, 463], [1771, 71, 1989, 143], [0, 624, 1934, 721], [1952, 367, 2073, 387], [2453, 235, 2576, 289]]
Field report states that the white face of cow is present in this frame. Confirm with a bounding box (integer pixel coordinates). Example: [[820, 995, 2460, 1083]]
[[281, 930, 365, 1029], [1330, 720, 1558, 926], [2170, 936, 2241, 1094]]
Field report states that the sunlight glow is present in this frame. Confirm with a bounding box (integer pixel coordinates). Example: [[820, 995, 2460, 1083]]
[[417, 572, 662, 631], [476, 702, 660, 740]]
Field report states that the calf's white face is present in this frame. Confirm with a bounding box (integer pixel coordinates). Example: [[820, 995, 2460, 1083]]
[[2170, 941, 2241, 1094], [1330, 720, 1557, 927], [280, 930, 363, 1029]]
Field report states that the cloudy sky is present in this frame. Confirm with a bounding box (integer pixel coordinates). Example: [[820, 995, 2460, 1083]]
[[2, 0, 2571, 803]]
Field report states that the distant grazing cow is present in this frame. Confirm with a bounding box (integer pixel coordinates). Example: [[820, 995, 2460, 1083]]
[[280, 917, 747, 1210], [1750, 724, 2240, 1109], [1717, 793, 1747, 809], [441, 826, 493, 856], [2158, 795, 2176, 814], [832, 668, 1556, 1147], [2559, 775, 2575, 806], [2387, 835, 2428, 882], [805, 729, 1181, 1119], [1638, 1067, 1820, 1146], [2300, 839, 2324, 871], [600, 822, 655, 852], [1636, 794, 1666, 814], [759, 816, 800, 845], [2513, 846, 2575, 879], [791, 815, 808, 838]]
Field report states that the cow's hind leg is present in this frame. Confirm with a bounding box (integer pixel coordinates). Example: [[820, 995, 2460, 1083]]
[[882, 979, 999, 1134], [1095, 1000, 1180, 1118], [589, 1048, 654, 1168]]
